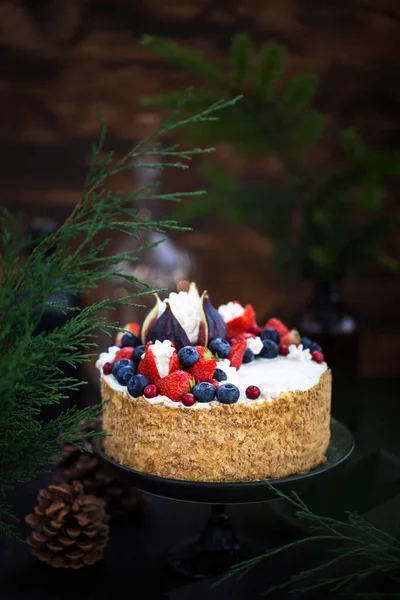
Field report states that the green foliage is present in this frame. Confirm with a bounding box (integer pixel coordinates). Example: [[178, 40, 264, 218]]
[[217, 485, 400, 597], [0, 93, 240, 537], [142, 33, 400, 280]]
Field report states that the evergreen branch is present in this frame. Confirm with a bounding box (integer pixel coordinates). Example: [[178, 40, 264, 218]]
[[0, 94, 240, 537], [217, 484, 400, 597]]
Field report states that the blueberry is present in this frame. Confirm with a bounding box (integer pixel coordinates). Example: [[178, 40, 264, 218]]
[[216, 383, 240, 404], [261, 328, 280, 344], [300, 337, 312, 350], [115, 364, 136, 385], [193, 382, 216, 403], [112, 359, 132, 377], [309, 341, 322, 353], [259, 339, 279, 359], [133, 345, 145, 364], [242, 348, 255, 363], [178, 346, 199, 368], [121, 332, 141, 348], [127, 374, 150, 397], [213, 368, 227, 382], [209, 338, 231, 359]]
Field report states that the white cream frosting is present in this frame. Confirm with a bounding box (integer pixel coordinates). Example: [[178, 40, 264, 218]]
[[246, 336, 263, 355], [287, 343, 312, 361], [97, 346, 327, 410], [158, 291, 201, 344], [148, 340, 175, 378], [218, 301, 244, 322]]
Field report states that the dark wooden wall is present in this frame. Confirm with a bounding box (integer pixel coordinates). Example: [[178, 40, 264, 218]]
[[1, 0, 400, 375]]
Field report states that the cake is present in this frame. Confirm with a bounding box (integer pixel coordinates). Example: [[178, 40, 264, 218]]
[[96, 283, 331, 482]]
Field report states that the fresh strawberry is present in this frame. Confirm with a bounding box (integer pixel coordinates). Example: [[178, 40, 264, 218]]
[[169, 352, 180, 373], [280, 329, 301, 347], [115, 322, 141, 345], [137, 341, 179, 383], [137, 342, 161, 383], [247, 324, 262, 336], [188, 346, 217, 383], [229, 339, 247, 369], [157, 370, 194, 402], [113, 346, 134, 362], [226, 304, 257, 338], [265, 318, 288, 337]]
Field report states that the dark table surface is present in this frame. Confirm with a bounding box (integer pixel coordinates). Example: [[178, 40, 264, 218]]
[[1, 376, 400, 600]]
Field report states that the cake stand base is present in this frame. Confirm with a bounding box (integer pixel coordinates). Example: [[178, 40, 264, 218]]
[[166, 504, 259, 579], [93, 418, 354, 580]]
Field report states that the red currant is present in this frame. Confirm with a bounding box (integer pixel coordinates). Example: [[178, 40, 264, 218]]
[[209, 379, 219, 389], [279, 344, 290, 356], [247, 324, 262, 336], [311, 350, 324, 363], [114, 346, 134, 362], [182, 393, 196, 407], [246, 385, 261, 400], [228, 338, 238, 345], [144, 384, 158, 398], [103, 362, 113, 375]]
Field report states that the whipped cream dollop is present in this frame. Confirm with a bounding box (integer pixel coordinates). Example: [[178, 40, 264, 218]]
[[148, 340, 175, 378], [218, 301, 244, 322], [287, 344, 312, 362], [159, 291, 201, 344], [246, 336, 263, 355]]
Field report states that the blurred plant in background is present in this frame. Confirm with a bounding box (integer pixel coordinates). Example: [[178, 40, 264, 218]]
[[142, 34, 400, 283]]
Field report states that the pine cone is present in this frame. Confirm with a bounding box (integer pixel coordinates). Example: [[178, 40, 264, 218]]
[[25, 481, 109, 569], [54, 420, 143, 518]]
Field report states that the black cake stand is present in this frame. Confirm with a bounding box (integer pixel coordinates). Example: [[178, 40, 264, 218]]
[[93, 418, 354, 578]]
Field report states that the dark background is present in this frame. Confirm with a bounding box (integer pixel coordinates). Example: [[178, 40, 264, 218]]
[[1, 2, 400, 598], [1, 0, 400, 378]]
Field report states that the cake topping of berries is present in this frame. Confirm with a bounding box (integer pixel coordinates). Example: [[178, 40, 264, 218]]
[[279, 344, 290, 356], [115, 322, 141, 345], [114, 346, 135, 362], [157, 370, 194, 402], [245, 385, 261, 400], [127, 374, 150, 398], [264, 318, 288, 337], [112, 360, 136, 385], [144, 384, 158, 399], [133, 345, 146, 364], [188, 346, 217, 383], [311, 350, 324, 363], [209, 338, 231, 359], [287, 344, 312, 361], [178, 346, 200, 368], [182, 393, 196, 407], [193, 382, 216, 403], [280, 329, 301, 348], [209, 379, 219, 389], [261, 328, 280, 344], [259, 339, 279, 359], [102, 362, 113, 376], [218, 302, 257, 338], [213, 367, 228, 382], [120, 332, 141, 348], [216, 383, 240, 404], [242, 348, 255, 363], [138, 340, 179, 383], [229, 339, 247, 369]]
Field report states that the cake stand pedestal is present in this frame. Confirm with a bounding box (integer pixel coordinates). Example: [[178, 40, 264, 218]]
[[93, 418, 354, 579]]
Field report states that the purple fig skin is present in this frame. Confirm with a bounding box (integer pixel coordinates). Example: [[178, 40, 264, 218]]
[[203, 295, 228, 343], [145, 304, 191, 350]]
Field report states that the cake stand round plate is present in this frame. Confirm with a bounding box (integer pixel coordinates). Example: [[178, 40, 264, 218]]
[[93, 418, 354, 579], [93, 418, 354, 504]]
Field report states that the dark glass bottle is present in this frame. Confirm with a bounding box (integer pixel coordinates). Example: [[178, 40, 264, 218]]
[[297, 281, 359, 429]]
